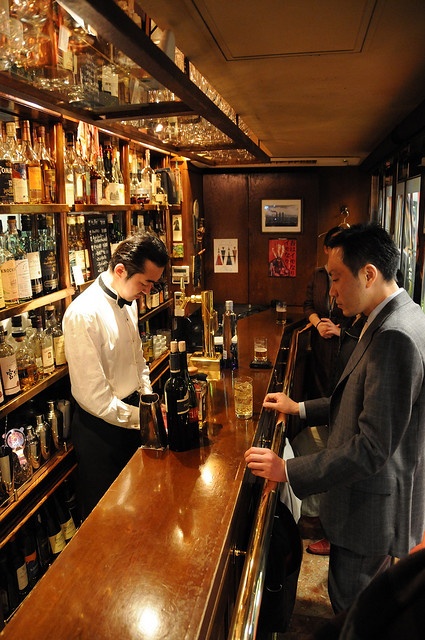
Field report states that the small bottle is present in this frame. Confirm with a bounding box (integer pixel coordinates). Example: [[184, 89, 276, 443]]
[[164, 340, 190, 451], [0, 326, 20, 398], [222, 300, 238, 370]]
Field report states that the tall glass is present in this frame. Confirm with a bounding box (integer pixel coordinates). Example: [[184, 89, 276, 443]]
[[234, 376, 253, 419]]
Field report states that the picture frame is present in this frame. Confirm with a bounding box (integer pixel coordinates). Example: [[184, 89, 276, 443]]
[[261, 199, 302, 233]]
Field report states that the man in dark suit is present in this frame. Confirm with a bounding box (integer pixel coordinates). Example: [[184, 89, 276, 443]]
[[245, 223, 425, 613]]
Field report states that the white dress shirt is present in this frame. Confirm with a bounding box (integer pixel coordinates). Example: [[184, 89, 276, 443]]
[[63, 274, 152, 428]]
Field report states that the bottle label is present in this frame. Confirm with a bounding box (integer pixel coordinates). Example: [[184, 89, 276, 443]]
[[40, 250, 58, 292], [42, 344, 55, 373], [27, 165, 43, 202], [53, 335, 67, 365], [15, 258, 32, 299], [0, 259, 19, 304], [48, 532, 66, 555], [0, 353, 20, 395], [27, 251, 42, 279], [60, 518, 77, 541], [0, 160, 13, 203], [176, 393, 190, 416], [12, 163, 29, 202], [16, 562, 29, 591]]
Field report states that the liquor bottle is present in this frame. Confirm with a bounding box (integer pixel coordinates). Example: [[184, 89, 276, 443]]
[[107, 213, 123, 254], [46, 399, 63, 451], [21, 120, 43, 204], [30, 315, 54, 377], [0, 221, 18, 308], [8, 537, 30, 602], [73, 139, 89, 205], [5, 121, 28, 204], [37, 126, 56, 204], [0, 122, 14, 204], [102, 139, 113, 183], [111, 149, 125, 204], [11, 321, 38, 391], [20, 214, 43, 298], [16, 523, 40, 589], [40, 501, 66, 559], [5, 216, 32, 303], [45, 305, 66, 366], [31, 512, 51, 575], [164, 340, 190, 451], [25, 424, 41, 471], [0, 548, 19, 620], [64, 131, 76, 206], [140, 149, 153, 203], [35, 413, 51, 463], [53, 490, 77, 543], [96, 149, 109, 204], [0, 326, 20, 398], [222, 300, 238, 370], [178, 340, 199, 447], [37, 214, 59, 294], [76, 215, 91, 280]]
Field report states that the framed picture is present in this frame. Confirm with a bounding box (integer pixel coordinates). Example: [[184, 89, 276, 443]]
[[261, 199, 302, 233]]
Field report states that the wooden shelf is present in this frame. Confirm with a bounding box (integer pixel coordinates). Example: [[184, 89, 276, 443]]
[[0, 204, 70, 214], [0, 288, 75, 322], [139, 298, 173, 323], [0, 366, 69, 421]]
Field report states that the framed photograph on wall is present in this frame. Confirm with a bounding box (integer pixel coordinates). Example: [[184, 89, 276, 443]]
[[261, 199, 302, 233]]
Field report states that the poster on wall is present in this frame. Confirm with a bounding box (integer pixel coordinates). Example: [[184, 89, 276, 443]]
[[214, 239, 238, 273], [268, 238, 297, 277]]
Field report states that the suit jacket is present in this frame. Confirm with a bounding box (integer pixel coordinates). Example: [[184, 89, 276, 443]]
[[287, 289, 425, 557]]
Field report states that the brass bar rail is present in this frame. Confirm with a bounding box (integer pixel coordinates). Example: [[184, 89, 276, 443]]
[[228, 323, 312, 639]]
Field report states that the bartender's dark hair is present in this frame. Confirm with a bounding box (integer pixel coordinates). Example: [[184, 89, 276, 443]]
[[327, 223, 399, 281], [110, 233, 169, 278]]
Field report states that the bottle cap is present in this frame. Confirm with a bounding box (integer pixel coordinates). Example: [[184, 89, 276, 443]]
[[225, 300, 234, 312]]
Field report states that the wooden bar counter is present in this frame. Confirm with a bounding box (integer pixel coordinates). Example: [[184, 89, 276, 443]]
[[1, 309, 285, 640]]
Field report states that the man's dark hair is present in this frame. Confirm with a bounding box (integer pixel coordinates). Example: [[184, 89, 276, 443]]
[[110, 233, 169, 278], [327, 223, 400, 282], [323, 226, 342, 247]]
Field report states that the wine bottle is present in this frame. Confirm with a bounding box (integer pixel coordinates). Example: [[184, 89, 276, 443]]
[[178, 340, 199, 448], [0, 548, 19, 620], [31, 512, 51, 575], [41, 501, 66, 559], [164, 340, 190, 451], [53, 490, 77, 543], [17, 523, 40, 589], [8, 537, 30, 602]]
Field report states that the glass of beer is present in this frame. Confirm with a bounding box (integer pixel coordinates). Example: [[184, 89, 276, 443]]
[[234, 376, 253, 419], [276, 301, 287, 325], [254, 336, 268, 362]]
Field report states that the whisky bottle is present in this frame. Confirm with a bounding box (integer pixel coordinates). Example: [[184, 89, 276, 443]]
[[11, 322, 38, 391], [0, 326, 20, 398], [0, 122, 14, 204], [21, 120, 43, 204], [0, 220, 18, 307], [5, 121, 29, 204], [5, 216, 32, 303], [37, 214, 59, 294], [37, 126, 56, 204], [45, 304, 66, 366], [20, 214, 43, 298], [64, 131, 76, 206]]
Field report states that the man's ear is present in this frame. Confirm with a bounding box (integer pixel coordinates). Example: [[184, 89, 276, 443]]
[[364, 264, 378, 286], [114, 263, 127, 279]]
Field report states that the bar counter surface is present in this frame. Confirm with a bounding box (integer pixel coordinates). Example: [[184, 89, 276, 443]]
[[1, 308, 285, 639]]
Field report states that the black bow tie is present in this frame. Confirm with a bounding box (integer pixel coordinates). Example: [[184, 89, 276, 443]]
[[99, 277, 132, 308]]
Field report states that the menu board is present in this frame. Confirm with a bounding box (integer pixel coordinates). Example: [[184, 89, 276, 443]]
[[85, 214, 111, 278]]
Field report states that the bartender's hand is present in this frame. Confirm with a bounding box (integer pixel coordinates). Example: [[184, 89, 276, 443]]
[[244, 447, 287, 483], [317, 317, 341, 339], [263, 391, 299, 415]]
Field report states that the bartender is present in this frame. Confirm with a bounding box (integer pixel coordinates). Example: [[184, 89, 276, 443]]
[[63, 233, 169, 520]]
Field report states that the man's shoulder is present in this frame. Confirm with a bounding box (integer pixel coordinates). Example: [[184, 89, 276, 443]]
[[64, 281, 103, 319]]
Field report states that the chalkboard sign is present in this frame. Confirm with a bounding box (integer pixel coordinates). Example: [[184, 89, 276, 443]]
[[85, 214, 111, 278]]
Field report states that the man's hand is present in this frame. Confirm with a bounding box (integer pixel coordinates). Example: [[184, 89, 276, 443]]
[[263, 391, 299, 415], [244, 447, 287, 483]]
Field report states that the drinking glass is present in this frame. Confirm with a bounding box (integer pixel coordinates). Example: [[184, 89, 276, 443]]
[[276, 301, 287, 325], [254, 337, 268, 363], [234, 375, 253, 419]]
